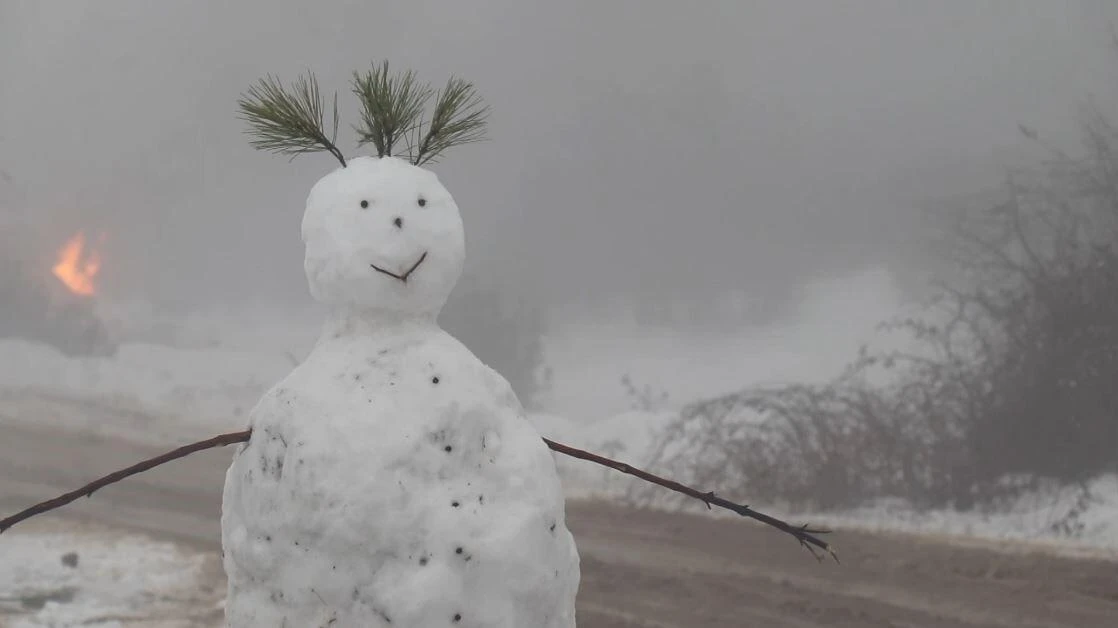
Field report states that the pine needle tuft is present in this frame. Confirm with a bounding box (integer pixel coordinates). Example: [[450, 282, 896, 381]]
[[238, 71, 347, 167], [351, 61, 432, 159], [410, 76, 490, 166], [238, 62, 489, 168]]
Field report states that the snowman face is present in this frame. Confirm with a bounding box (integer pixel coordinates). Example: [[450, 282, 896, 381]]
[[301, 156, 465, 316]]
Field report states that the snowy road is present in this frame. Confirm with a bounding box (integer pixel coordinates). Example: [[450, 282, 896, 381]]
[[2, 419, 1117, 627]]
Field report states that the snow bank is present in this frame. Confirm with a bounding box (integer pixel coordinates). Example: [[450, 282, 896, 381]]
[[0, 520, 221, 627], [0, 337, 291, 440]]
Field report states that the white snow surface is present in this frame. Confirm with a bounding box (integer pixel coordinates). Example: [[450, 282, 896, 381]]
[[803, 474, 1118, 560], [221, 319, 579, 628], [220, 156, 578, 627], [0, 519, 220, 627], [301, 156, 465, 317]]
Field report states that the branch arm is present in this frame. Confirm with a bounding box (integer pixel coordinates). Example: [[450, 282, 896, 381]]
[[1, 429, 837, 562]]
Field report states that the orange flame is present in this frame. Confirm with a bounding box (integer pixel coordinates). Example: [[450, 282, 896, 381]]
[[52, 231, 101, 296]]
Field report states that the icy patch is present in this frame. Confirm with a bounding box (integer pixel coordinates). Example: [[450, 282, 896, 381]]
[[0, 520, 221, 627]]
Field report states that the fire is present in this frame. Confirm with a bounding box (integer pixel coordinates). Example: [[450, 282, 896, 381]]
[[52, 231, 101, 296]]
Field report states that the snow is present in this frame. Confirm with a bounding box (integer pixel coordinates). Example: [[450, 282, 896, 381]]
[[0, 337, 289, 443], [220, 156, 578, 627], [538, 267, 913, 420], [4, 326, 1118, 560], [803, 474, 1118, 560], [222, 321, 579, 627], [2, 235, 1117, 578], [301, 156, 464, 316], [3, 323, 1118, 562], [0, 519, 221, 627]]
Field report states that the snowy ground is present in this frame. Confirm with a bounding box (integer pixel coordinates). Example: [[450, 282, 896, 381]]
[[3, 271, 1118, 622], [3, 326, 1117, 557], [2, 303, 1118, 556], [0, 519, 223, 627]]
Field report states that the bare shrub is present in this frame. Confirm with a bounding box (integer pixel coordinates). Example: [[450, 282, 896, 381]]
[[637, 103, 1118, 512], [631, 353, 972, 511], [619, 374, 671, 412]]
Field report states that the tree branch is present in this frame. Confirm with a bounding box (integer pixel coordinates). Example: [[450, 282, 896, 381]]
[[352, 61, 432, 158], [238, 72, 347, 168], [0, 429, 837, 562], [0, 429, 251, 533], [543, 438, 836, 561]]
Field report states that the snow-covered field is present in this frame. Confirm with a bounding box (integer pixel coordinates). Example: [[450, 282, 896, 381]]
[[2, 266, 1118, 624], [3, 311, 1117, 555], [0, 519, 223, 627]]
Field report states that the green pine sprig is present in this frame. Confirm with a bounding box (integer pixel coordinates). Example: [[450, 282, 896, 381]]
[[409, 76, 490, 166], [238, 62, 489, 168], [351, 61, 432, 159], [237, 71, 347, 167]]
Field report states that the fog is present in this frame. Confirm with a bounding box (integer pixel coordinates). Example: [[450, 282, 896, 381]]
[[3, 0, 1118, 320], [7, 6, 1118, 599]]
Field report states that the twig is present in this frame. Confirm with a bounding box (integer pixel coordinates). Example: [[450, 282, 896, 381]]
[[0, 429, 251, 533], [0, 429, 837, 562], [543, 438, 837, 562], [370, 251, 428, 283]]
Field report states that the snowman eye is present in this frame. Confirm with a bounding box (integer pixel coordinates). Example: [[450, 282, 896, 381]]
[[417, 197, 427, 207], [360, 200, 369, 209]]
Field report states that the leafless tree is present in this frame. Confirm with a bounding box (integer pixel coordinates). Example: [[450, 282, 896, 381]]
[[637, 101, 1118, 513]]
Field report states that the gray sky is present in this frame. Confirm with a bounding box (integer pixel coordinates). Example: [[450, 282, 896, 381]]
[[3, 0, 1118, 318]]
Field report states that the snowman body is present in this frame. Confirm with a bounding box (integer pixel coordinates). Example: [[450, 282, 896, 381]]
[[221, 156, 579, 627]]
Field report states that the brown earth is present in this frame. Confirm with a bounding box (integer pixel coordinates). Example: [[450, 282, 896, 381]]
[[1, 418, 1116, 627]]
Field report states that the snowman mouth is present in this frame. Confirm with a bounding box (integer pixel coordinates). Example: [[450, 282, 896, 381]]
[[370, 252, 428, 284]]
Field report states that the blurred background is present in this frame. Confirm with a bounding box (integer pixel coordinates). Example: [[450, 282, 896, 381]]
[[6, 3, 1118, 623], [5, 1, 1117, 416], [4, 0, 1118, 519]]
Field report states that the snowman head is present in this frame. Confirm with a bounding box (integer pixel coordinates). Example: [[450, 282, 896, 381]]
[[301, 156, 464, 317], [238, 63, 489, 316]]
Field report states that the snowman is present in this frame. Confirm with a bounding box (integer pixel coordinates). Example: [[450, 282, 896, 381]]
[[221, 67, 580, 627]]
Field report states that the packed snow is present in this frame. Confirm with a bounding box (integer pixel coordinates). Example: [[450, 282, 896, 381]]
[[538, 267, 913, 420], [220, 156, 578, 627]]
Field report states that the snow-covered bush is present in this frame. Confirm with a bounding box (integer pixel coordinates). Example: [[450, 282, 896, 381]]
[[631, 357, 967, 511], [638, 100, 1118, 512]]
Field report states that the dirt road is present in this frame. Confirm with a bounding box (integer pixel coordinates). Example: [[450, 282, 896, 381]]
[[2, 420, 1116, 627]]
